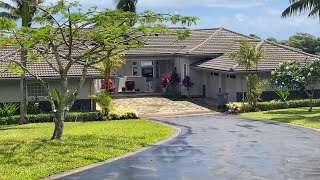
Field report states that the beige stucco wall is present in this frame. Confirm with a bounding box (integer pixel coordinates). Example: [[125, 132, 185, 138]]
[[0, 79, 94, 103]]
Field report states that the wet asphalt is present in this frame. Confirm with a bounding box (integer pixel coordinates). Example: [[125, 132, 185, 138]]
[[59, 114, 320, 180]]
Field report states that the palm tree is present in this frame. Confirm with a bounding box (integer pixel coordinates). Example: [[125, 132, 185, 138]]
[[115, 0, 137, 13], [0, 0, 44, 26], [282, 0, 320, 20]]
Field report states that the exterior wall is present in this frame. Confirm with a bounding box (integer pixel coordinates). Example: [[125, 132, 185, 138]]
[[0, 78, 95, 102]]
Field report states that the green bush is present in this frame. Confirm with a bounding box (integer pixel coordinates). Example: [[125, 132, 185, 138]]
[[228, 98, 320, 113], [0, 109, 139, 125], [0, 103, 19, 117], [91, 89, 112, 115], [227, 102, 252, 114], [108, 108, 139, 120]]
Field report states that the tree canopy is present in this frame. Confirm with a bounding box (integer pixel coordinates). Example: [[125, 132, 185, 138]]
[[0, 0, 198, 140], [280, 33, 320, 55]]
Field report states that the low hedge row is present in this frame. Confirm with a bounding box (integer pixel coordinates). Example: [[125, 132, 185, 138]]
[[227, 98, 320, 113], [0, 109, 139, 125]]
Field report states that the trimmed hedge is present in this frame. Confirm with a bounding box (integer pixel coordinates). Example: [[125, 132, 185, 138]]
[[0, 109, 139, 125], [227, 98, 320, 113]]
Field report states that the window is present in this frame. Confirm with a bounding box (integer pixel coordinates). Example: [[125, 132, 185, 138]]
[[230, 75, 236, 79], [141, 61, 154, 78], [214, 73, 219, 76], [183, 64, 187, 78], [27, 83, 48, 97], [132, 61, 138, 76]]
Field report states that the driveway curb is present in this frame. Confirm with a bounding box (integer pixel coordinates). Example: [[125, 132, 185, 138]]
[[141, 110, 217, 119], [42, 121, 181, 180], [240, 115, 320, 132]]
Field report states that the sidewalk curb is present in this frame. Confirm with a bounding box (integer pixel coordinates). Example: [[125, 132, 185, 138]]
[[42, 121, 181, 180]]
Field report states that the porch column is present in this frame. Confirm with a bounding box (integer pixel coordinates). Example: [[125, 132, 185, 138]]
[[218, 73, 222, 93]]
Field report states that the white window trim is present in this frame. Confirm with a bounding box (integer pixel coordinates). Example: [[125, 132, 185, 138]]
[[27, 83, 49, 97]]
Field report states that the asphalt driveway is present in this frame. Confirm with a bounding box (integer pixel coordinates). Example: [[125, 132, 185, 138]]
[[59, 114, 320, 180]]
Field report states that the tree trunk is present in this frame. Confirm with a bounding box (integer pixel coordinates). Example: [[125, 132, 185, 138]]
[[51, 76, 68, 140], [51, 113, 65, 140], [308, 89, 314, 112]]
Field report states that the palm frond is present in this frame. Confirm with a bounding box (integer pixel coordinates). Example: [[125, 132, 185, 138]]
[[0, 12, 19, 20], [0, 1, 16, 10], [282, 0, 320, 18], [115, 0, 137, 13]]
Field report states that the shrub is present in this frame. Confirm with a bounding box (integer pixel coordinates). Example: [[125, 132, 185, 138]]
[[0, 103, 19, 117], [91, 89, 112, 115], [0, 109, 139, 125], [27, 101, 41, 115], [228, 98, 320, 113], [275, 89, 290, 102], [108, 108, 139, 120], [227, 102, 252, 114]]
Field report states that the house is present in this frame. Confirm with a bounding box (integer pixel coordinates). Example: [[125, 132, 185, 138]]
[[0, 27, 318, 110], [0, 45, 102, 111], [114, 27, 320, 102]]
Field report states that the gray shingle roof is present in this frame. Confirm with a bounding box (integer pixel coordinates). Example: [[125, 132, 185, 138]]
[[193, 39, 319, 72], [0, 45, 102, 79]]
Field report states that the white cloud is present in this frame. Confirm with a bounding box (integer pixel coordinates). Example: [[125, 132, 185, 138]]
[[42, 0, 271, 9]]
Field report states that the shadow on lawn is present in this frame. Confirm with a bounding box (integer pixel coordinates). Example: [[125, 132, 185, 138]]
[[262, 109, 320, 124]]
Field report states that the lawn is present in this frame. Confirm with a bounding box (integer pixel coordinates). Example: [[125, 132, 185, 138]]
[[0, 120, 173, 180], [241, 107, 320, 129]]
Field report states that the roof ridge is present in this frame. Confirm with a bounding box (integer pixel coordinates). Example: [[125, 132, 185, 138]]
[[264, 40, 320, 58], [219, 27, 254, 40], [187, 28, 223, 54]]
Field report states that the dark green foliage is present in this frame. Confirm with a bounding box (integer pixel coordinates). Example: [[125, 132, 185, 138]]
[[0, 103, 19, 117], [280, 33, 320, 55], [0, 109, 139, 125], [27, 101, 41, 114], [228, 99, 320, 113]]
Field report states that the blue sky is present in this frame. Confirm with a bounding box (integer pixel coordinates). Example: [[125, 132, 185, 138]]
[[6, 0, 320, 40]]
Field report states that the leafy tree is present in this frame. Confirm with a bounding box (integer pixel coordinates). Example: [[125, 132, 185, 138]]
[[281, 33, 320, 55], [282, 0, 320, 21], [267, 37, 278, 43], [0, 0, 44, 27], [249, 34, 261, 39], [0, 0, 198, 140], [229, 38, 265, 110], [271, 60, 320, 112]]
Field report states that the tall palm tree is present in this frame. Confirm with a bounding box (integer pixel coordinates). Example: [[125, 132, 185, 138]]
[[282, 0, 320, 21], [115, 0, 137, 13], [0, 0, 44, 26]]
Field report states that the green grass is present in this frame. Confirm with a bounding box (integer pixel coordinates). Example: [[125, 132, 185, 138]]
[[0, 120, 173, 180], [241, 107, 320, 129]]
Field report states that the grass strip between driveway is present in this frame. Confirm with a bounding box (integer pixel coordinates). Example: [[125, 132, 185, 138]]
[[0, 120, 173, 180], [241, 107, 320, 129]]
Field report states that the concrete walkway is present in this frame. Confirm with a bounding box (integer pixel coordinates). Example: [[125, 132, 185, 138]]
[[58, 114, 320, 180]]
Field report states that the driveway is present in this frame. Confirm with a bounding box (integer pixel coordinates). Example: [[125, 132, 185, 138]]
[[59, 114, 320, 180]]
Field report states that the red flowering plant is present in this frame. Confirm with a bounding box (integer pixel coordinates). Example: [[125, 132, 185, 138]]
[[161, 73, 171, 89], [102, 79, 116, 92], [169, 70, 181, 89], [181, 76, 194, 96]]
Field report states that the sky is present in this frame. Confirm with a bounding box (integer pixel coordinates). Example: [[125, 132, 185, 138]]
[[5, 0, 320, 40]]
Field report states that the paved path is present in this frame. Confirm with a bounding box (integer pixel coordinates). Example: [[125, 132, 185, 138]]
[[59, 114, 320, 180]]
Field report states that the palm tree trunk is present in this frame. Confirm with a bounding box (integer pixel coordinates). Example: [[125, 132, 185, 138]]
[[19, 0, 29, 124]]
